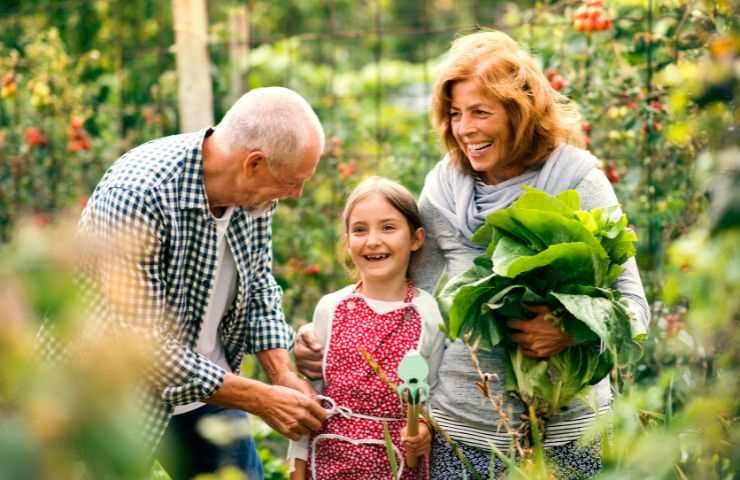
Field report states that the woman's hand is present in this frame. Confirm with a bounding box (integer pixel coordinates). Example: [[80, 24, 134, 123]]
[[508, 304, 571, 358], [293, 325, 324, 380], [401, 421, 432, 458]]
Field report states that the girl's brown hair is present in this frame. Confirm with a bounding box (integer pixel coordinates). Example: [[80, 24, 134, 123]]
[[341, 176, 423, 276], [431, 30, 584, 173]]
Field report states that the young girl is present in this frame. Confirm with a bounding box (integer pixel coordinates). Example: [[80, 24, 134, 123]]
[[288, 176, 446, 480]]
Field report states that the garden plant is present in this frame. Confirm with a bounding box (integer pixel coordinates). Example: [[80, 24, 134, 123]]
[[0, 0, 737, 478]]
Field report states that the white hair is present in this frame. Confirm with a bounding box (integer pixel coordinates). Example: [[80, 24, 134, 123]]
[[214, 87, 325, 169]]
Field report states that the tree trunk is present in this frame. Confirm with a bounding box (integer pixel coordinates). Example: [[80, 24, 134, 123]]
[[228, 5, 250, 105], [172, 0, 213, 132]]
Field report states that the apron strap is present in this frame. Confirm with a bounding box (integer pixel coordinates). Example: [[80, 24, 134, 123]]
[[352, 279, 416, 304]]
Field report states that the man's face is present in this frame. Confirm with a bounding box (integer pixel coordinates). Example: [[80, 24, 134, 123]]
[[241, 136, 322, 213]]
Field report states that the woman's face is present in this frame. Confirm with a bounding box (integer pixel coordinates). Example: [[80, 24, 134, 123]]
[[449, 78, 513, 184]]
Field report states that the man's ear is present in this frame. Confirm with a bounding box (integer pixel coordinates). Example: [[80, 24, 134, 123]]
[[242, 150, 267, 178]]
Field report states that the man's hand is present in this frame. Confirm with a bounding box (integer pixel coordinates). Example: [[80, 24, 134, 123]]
[[251, 383, 327, 441], [206, 373, 327, 441], [293, 325, 324, 380], [508, 304, 572, 358], [401, 421, 432, 458]]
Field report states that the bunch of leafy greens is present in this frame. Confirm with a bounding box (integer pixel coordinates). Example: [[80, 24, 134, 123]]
[[438, 187, 645, 416]]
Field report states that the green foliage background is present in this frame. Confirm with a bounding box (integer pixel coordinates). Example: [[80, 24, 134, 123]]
[[0, 0, 737, 478]]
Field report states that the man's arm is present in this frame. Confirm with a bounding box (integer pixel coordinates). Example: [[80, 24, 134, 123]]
[[244, 214, 295, 353], [213, 210, 326, 438], [257, 348, 316, 397], [206, 372, 325, 441]]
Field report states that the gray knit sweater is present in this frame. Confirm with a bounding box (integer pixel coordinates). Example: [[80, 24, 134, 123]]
[[410, 166, 650, 449]]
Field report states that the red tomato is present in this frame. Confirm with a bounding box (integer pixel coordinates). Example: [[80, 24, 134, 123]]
[[550, 74, 566, 91]]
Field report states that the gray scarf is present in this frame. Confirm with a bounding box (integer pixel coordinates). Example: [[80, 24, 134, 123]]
[[423, 144, 599, 243]]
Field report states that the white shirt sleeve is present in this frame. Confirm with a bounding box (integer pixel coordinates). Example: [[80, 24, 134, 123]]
[[286, 289, 346, 471], [413, 288, 447, 393]]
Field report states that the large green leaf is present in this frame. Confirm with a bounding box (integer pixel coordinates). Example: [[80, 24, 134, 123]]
[[484, 210, 547, 251], [560, 315, 600, 345], [490, 235, 537, 276], [442, 271, 511, 341], [511, 186, 580, 216], [551, 292, 631, 348], [502, 242, 604, 289], [438, 255, 493, 315], [490, 208, 606, 253], [549, 292, 620, 347]]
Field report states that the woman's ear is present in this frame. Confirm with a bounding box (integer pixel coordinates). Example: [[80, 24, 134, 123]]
[[410, 227, 425, 252]]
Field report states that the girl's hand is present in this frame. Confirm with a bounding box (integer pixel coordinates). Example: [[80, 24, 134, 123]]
[[401, 421, 432, 457], [508, 304, 571, 358]]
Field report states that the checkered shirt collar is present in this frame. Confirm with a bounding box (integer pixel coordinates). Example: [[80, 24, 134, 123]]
[[177, 127, 213, 213]]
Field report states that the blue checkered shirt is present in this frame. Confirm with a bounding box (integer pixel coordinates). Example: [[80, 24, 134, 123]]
[[63, 128, 293, 451]]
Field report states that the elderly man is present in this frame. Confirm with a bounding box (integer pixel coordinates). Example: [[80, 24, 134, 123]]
[[74, 87, 327, 479]]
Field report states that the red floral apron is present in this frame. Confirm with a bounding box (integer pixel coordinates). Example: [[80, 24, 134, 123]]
[[309, 283, 428, 479]]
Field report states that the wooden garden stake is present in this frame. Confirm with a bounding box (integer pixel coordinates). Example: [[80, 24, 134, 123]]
[[405, 397, 419, 467]]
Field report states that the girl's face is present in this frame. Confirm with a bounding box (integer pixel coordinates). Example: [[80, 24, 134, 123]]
[[346, 193, 424, 286], [449, 78, 513, 184]]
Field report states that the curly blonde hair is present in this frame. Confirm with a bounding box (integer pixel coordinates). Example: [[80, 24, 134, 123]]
[[431, 31, 584, 173]]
